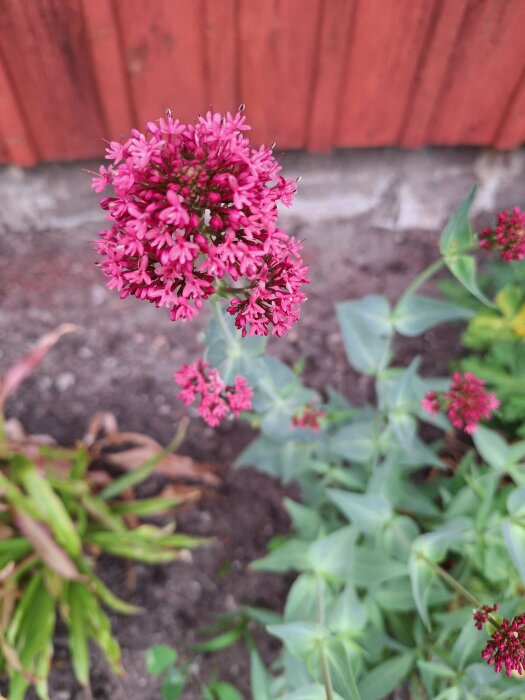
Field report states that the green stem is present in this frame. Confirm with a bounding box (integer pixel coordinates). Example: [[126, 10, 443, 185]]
[[395, 258, 447, 309], [316, 577, 334, 700], [318, 643, 334, 700], [426, 556, 481, 609]]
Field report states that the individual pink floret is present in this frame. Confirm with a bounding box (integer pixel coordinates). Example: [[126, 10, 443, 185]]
[[479, 207, 525, 262], [93, 109, 308, 337], [174, 359, 253, 427]]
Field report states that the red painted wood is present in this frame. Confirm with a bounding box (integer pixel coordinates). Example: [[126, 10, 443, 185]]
[[307, 0, 355, 152], [238, 0, 320, 149], [427, 0, 525, 145], [80, 0, 135, 139], [337, 0, 437, 146], [203, 0, 238, 114], [0, 0, 524, 164], [114, 0, 208, 127], [401, 0, 468, 147], [0, 0, 105, 161], [495, 65, 525, 150], [0, 52, 37, 165]]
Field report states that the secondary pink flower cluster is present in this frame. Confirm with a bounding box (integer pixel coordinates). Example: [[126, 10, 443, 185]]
[[291, 402, 325, 431], [474, 603, 498, 631], [93, 109, 308, 336], [479, 207, 525, 262], [479, 611, 525, 676], [422, 372, 499, 434], [174, 359, 252, 427]]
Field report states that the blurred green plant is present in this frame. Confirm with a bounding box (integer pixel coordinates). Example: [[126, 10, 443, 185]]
[[0, 327, 211, 699], [198, 190, 525, 699], [145, 642, 244, 700]]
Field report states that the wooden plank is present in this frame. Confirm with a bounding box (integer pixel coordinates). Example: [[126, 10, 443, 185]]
[[337, 0, 437, 146], [401, 0, 468, 147], [307, 0, 355, 152], [80, 0, 135, 139], [238, 0, 321, 149], [114, 0, 207, 127], [0, 51, 37, 165], [495, 65, 525, 149], [427, 0, 525, 145], [203, 0, 237, 114], [0, 0, 105, 161]]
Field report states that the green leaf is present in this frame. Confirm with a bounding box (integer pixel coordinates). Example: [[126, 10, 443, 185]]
[[191, 628, 243, 653], [327, 490, 392, 534], [250, 648, 271, 700], [145, 645, 177, 675], [325, 638, 363, 700], [358, 652, 415, 700], [408, 553, 434, 630], [308, 526, 356, 579], [393, 294, 474, 336], [284, 499, 323, 540], [250, 539, 311, 573], [329, 422, 376, 463], [281, 684, 345, 700], [472, 426, 510, 472], [15, 458, 81, 556], [66, 583, 90, 686], [267, 622, 328, 661], [207, 681, 243, 700], [161, 666, 186, 700], [502, 519, 525, 586], [439, 186, 476, 255], [327, 585, 367, 634], [336, 296, 393, 375], [445, 254, 493, 307]]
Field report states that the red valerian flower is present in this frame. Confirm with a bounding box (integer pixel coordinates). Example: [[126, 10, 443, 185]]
[[479, 207, 525, 262], [174, 360, 252, 427], [480, 612, 525, 676], [422, 372, 499, 433], [93, 109, 308, 336], [291, 402, 325, 431]]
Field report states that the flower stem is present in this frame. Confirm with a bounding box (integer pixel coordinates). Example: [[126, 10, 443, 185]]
[[395, 257, 447, 309], [318, 643, 334, 700]]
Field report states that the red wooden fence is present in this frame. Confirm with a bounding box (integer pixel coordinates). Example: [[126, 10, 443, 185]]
[[0, 0, 524, 165]]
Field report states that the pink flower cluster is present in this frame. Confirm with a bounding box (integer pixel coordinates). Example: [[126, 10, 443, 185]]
[[479, 207, 525, 262], [174, 359, 252, 427], [480, 612, 525, 676], [93, 109, 308, 336], [291, 402, 325, 431], [474, 603, 498, 631], [422, 372, 499, 434]]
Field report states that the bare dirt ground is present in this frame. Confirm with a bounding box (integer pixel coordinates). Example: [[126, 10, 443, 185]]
[[1, 147, 524, 698]]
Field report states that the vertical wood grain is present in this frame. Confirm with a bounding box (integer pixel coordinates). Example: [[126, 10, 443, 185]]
[[337, 0, 437, 146], [307, 0, 355, 152], [238, 0, 321, 148], [80, 0, 135, 140], [0, 51, 37, 164], [0, 0, 105, 160], [426, 0, 525, 145], [401, 0, 468, 147], [114, 0, 208, 126], [495, 65, 525, 150], [203, 0, 238, 114]]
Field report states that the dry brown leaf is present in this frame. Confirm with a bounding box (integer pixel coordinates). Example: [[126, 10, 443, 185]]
[[13, 512, 83, 581], [82, 411, 119, 447], [0, 324, 77, 412]]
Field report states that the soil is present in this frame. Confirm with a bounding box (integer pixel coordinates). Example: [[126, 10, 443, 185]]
[[1, 149, 523, 698]]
